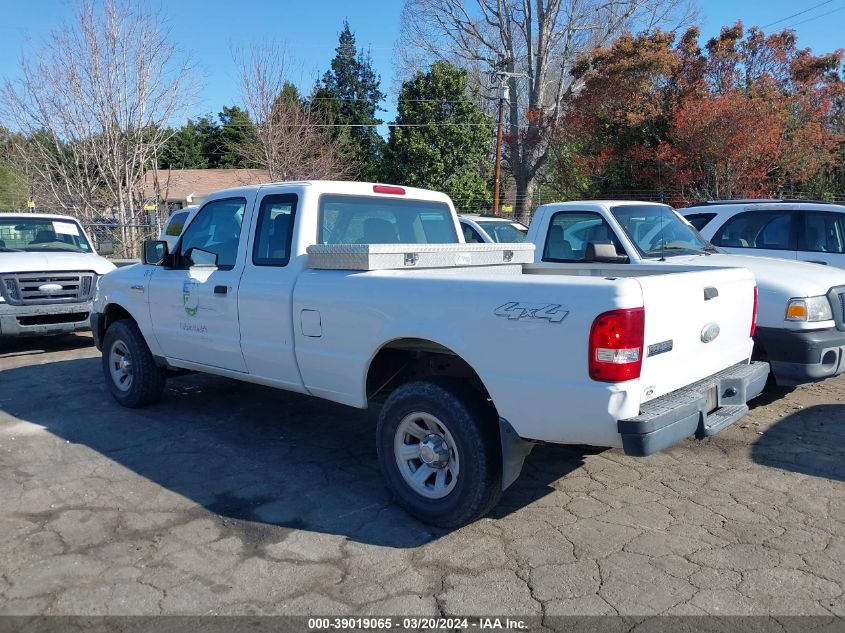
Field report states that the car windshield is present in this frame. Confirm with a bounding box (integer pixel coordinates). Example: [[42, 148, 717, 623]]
[[610, 205, 715, 257], [0, 217, 93, 253], [477, 221, 528, 243]]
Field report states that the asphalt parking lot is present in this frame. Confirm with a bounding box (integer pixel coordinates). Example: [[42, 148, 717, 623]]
[[1, 333, 844, 617]]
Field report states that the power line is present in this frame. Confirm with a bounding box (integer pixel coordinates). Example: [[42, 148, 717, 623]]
[[763, 0, 833, 28], [783, 3, 845, 28], [309, 96, 484, 104]]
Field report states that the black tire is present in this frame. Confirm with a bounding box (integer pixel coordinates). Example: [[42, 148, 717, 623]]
[[376, 379, 502, 528], [101, 319, 166, 408]]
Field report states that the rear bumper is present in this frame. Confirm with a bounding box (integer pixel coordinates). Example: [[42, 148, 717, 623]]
[[755, 326, 845, 387], [0, 302, 91, 337], [617, 361, 769, 457]]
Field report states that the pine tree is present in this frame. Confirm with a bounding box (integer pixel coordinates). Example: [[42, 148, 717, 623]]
[[385, 61, 493, 209], [158, 119, 209, 169], [218, 106, 259, 168], [312, 21, 385, 180]]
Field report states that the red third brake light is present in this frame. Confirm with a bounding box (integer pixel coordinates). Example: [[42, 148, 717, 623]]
[[589, 307, 645, 382], [373, 185, 406, 195], [751, 285, 758, 337]]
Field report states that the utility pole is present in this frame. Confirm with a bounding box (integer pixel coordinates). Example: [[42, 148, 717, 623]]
[[492, 78, 508, 217], [490, 67, 525, 217]]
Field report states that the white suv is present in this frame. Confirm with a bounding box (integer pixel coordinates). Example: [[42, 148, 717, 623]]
[[680, 200, 845, 269]]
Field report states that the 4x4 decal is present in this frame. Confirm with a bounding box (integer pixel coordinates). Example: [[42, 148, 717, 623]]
[[494, 302, 568, 323]]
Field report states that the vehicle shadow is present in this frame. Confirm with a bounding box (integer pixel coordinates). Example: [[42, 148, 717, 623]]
[[0, 356, 586, 548], [751, 404, 845, 482], [0, 333, 94, 357]]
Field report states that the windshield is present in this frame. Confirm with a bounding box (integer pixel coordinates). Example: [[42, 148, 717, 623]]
[[0, 217, 93, 253], [610, 205, 715, 257], [477, 221, 527, 243]]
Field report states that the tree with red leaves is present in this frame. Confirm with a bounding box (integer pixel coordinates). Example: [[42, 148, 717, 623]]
[[551, 22, 845, 203]]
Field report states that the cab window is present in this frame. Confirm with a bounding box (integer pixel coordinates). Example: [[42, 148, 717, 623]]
[[478, 222, 527, 243], [542, 211, 623, 262], [165, 212, 188, 237], [319, 195, 458, 244], [179, 197, 246, 269], [684, 213, 716, 232], [712, 211, 795, 250], [462, 223, 485, 243], [800, 212, 845, 254], [253, 194, 297, 266]]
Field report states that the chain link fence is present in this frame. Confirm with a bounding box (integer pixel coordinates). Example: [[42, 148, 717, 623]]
[[81, 222, 159, 260]]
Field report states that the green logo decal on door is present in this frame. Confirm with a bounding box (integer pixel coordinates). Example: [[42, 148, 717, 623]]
[[182, 280, 199, 316]]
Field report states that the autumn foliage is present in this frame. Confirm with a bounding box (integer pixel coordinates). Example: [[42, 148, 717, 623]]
[[554, 23, 845, 203]]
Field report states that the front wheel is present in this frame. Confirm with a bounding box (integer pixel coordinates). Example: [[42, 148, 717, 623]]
[[101, 319, 166, 408], [376, 380, 502, 528]]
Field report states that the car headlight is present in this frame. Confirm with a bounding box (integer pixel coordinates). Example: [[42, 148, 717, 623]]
[[786, 296, 833, 322]]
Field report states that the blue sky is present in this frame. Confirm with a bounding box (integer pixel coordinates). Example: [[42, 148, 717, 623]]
[[0, 0, 842, 133]]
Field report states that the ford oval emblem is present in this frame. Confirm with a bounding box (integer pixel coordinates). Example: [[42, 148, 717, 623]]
[[701, 322, 720, 343], [38, 283, 64, 294]]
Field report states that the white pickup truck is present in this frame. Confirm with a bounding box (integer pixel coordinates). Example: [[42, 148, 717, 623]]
[[0, 213, 116, 336], [90, 181, 767, 526], [526, 201, 845, 387]]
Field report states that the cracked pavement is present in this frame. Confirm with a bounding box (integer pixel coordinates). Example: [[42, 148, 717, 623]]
[[0, 333, 843, 617]]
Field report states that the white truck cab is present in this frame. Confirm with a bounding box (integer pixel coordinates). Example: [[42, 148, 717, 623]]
[[527, 201, 845, 387], [0, 213, 116, 336], [91, 182, 767, 526]]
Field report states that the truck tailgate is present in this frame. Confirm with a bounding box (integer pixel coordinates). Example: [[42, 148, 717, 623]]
[[637, 267, 756, 402]]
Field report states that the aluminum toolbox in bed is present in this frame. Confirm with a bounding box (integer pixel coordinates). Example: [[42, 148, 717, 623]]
[[306, 243, 535, 271]]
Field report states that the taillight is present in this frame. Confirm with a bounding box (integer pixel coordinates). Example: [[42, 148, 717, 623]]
[[751, 286, 758, 337], [589, 307, 645, 382], [373, 185, 405, 195]]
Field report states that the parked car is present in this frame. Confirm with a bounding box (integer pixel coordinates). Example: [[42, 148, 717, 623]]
[[459, 214, 528, 243], [525, 201, 845, 387], [160, 206, 198, 251], [680, 200, 845, 269], [0, 213, 116, 336], [91, 181, 766, 527]]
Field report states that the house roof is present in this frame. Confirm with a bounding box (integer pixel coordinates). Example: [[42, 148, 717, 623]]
[[144, 169, 272, 202]]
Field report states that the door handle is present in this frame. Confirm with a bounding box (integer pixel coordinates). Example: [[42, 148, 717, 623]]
[[803, 260, 828, 265], [214, 285, 228, 295]]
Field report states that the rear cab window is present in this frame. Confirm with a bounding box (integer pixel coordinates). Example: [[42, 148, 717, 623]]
[[319, 195, 458, 244]]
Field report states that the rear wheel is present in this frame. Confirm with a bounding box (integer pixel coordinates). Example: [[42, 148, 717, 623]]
[[376, 380, 501, 528], [102, 319, 166, 408]]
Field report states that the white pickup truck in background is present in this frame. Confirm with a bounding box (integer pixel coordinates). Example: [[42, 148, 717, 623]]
[[90, 181, 766, 526], [0, 213, 116, 337], [526, 201, 845, 387]]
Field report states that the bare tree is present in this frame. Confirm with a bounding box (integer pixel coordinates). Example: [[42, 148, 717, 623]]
[[0, 0, 195, 226], [234, 44, 356, 181], [399, 0, 696, 220]]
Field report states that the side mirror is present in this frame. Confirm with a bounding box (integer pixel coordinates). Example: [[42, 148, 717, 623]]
[[586, 241, 629, 264], [97, 239, 114, 256], [143, 240, 169, 265]]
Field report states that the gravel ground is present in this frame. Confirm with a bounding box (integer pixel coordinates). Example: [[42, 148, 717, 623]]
[[0, 333, 843, 617]]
